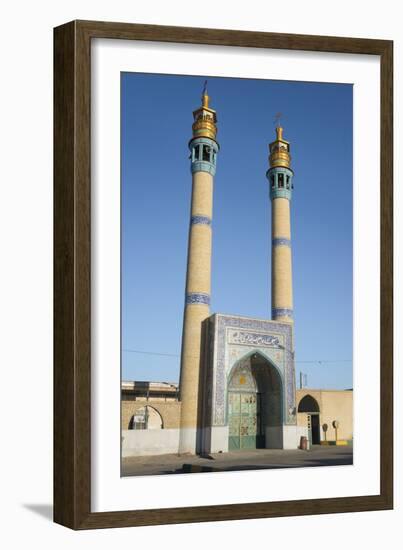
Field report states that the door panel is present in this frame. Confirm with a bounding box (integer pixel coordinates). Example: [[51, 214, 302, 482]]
[[228, 392, 260, 450], [311, 413, 320, 444], [307, 413, 320, 445], [228, 393, 240, 450]]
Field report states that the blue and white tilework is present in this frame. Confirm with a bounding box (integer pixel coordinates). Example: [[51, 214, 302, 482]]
[[185, 292, 210, 306], [191, 215, 212, 226], [272, 308, 293, 319], [272, 237, 291, 248], [209, 314, 296, 427]]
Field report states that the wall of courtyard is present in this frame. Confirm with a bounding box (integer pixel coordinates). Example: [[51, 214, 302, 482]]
[[296, 389, 353, 442]]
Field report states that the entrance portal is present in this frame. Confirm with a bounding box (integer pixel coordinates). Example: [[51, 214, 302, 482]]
[[227, 353, 282, 450]]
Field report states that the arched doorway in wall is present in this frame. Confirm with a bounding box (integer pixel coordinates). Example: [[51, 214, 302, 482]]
[[128, 405, 163, 430], [298, 395, 320, 444], [227, 352, 283, 450]]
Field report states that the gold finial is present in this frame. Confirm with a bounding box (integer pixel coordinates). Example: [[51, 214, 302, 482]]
[[274, 112, 282, 125], [191, 81, 218, 142], [269, 116, 291, 168], [202, 80, 209, 108]]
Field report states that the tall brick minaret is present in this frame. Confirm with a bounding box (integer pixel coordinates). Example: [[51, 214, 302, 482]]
[[267, 125, 294, 323], [178, 84, 219, 453]]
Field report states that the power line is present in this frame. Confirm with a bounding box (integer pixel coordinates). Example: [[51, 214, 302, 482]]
[[295, 359, 351, 363], [122, 348, 351, 364]]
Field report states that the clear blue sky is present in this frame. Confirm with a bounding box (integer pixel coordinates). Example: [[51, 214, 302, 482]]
[[121, 72, 353, 389]]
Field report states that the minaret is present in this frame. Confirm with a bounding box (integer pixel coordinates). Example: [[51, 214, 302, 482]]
[[179, 83, 219, 453], [267, 125, 294, 323]]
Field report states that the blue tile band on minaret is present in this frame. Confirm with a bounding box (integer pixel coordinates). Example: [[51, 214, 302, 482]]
[[191, 215, 212, 226], [189, 136, 219, 176], [272, 308, 294, 319], [272, 237, 291, 248], [185, 292, 210, 306]]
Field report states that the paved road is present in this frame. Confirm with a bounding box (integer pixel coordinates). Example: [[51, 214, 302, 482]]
[[122, 445, 353, 477]]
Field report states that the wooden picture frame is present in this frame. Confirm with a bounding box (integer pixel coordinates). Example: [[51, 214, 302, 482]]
[[54, 20, 393, 529]]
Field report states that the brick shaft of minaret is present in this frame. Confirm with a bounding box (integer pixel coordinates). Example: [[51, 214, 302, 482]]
[[267, 126, 294, 324], [272, 197, 293, 321], [179, 87, 219, 453]]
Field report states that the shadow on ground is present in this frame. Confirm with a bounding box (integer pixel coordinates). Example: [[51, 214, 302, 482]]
[[123, 447, 353, 477], [23, 504, 53, 522]]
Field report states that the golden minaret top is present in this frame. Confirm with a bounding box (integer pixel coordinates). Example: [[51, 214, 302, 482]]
[[269, 125, 291, 169], [191, 81, 218, 142]]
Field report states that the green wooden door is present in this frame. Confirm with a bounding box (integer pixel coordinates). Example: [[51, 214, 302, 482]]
[[228, 392, 259, 450]]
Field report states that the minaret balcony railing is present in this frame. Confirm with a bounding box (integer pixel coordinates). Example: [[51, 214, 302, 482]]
[[267, 166, 294, 200], [189, 136, 219, 175]]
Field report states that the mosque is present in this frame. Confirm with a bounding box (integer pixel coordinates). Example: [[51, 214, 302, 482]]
[[122, 87, 353, 457]]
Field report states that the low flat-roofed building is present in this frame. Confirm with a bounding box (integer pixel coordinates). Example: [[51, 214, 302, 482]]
[[122, 381, 181, 456], [296, 388, 353, 444]]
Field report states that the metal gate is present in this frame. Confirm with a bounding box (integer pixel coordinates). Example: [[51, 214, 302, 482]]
[[228, 392, 260, 450]]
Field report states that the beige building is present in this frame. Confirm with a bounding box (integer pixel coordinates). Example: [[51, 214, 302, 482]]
[[296, 389, 353, 444], [122, 382, 182, 457]]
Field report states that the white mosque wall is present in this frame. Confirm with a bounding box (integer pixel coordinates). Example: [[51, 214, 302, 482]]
[[122, 429, 180, 457], [210, 426, 229, 453], [283, 425, 308, 450]]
